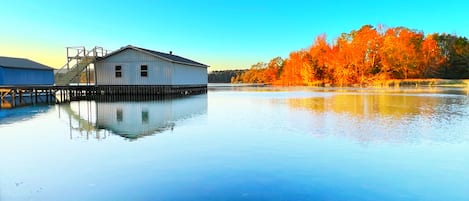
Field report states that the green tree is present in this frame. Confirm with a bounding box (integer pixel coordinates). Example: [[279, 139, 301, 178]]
[[436, 34, 469, 78]]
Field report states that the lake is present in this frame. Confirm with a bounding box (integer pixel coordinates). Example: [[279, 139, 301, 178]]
[[1, 86, 468, 201]]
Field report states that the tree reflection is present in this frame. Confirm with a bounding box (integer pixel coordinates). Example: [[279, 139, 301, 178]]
[[288, 88, 469, 144]]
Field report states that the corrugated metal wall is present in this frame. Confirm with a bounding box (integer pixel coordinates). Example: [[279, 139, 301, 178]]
[[0, 68, 3, 84], [95, 49, 207, 86], [95, 49, 172, 86], [172, 63, 207, 85], [0, 67, 54, 85]]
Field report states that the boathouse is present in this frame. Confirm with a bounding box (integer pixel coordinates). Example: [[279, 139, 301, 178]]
[[93, 45, 208, 95], [0, 56, 55, 108], [0, 56, 54, 86]]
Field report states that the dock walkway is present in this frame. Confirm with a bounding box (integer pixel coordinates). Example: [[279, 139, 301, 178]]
[[1, 85, 207, 109]]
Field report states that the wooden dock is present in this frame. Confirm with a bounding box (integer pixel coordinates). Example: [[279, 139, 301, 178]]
[[1, 85, 207, 109], [1, 86, 55, 109]]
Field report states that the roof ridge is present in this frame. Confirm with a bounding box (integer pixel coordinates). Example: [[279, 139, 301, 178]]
[[128, 46, 208, 67], [98, 45, 208, 68], [0, 56, 54, 70]]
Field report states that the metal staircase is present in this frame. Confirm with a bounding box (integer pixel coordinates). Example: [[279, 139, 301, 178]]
[[55, 46, 110, 86]]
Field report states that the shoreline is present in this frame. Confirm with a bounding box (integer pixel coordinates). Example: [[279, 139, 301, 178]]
[[368, 79, 469, 88], [226, 79, 469, 88]]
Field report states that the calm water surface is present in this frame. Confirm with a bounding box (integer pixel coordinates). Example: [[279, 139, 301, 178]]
[[1, 87, 469, 201]]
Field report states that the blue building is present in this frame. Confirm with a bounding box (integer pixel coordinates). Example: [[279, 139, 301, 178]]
[[0, 56, 54, 86]]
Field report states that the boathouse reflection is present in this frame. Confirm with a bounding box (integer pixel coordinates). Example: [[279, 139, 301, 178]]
[[59, 94, 207, 140]]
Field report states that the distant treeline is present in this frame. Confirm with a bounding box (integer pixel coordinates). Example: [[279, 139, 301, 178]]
[[233, 24, 469, 86], [208, 70, 246, 83]]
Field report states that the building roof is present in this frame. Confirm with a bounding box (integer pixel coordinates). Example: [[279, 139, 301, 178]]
[[98, 45, 209, 68], [97, 122, 175, 141], [0, 56, 54, 70]]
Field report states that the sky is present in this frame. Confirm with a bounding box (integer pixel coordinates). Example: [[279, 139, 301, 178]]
[[1, 0, 468, 71]]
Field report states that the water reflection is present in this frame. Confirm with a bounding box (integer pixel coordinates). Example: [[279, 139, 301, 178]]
[[58, 94, 207, 140], [0, 105, 51, 125], [1, 87, 469, 201], [287, 89, 469, 144]]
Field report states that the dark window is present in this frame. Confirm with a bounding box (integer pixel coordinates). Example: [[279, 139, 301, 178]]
[[115, 65, 122, 78], [142, 110, 149, 124], [116, 109, 123, 122], [141, 65, 148, 77]]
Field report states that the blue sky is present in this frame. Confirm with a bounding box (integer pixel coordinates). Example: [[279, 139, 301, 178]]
[[1, 0, 468, 70]]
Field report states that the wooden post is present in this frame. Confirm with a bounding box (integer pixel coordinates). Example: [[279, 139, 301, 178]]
[[35, 89, 38, 104], [62, 89, 65, 103], [19, 90, 23, 104], [11, 90, 16, 108], [49, 89, 52, 104], [46, 89, 49, 104], [30, 89, 33, 105], [0, 91, 3, 108]]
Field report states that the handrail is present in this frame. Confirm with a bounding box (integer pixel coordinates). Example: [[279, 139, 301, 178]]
[[56, 46, 111, 74], [54, 46, 112, 86]]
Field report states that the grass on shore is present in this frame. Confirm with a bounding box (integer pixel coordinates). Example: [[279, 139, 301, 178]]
[[370, 79, 469, 88]]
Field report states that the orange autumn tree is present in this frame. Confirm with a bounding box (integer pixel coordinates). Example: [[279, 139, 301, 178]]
[[234, 24, 462, 85], [308, 34, 332, 84], [278, 50, 309, 85], [278, 34, 333, 86], [331, 33, 355, 85], [264, 57, 284, 84], [379, 27, 423, 79], [234, 62, 266, 83], [233, 57, 285, 84], [418, 34, 445, 77], [350, 25, 382, 83]]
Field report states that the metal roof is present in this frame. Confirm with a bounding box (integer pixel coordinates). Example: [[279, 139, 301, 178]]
[[0, 56, 54, 70], [99, 45, 209, 68]]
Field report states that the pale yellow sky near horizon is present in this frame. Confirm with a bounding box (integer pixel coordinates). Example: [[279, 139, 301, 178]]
[[0, 36, 66, 69], [0, 42, 254, 71], [0, 44, 234, 71]]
